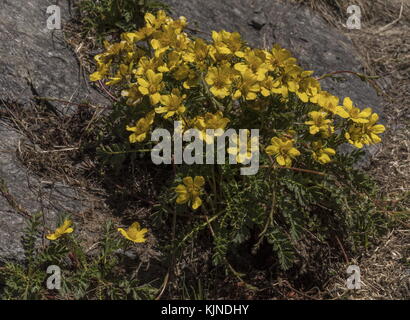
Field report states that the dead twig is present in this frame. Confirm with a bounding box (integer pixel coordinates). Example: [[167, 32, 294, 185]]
[[335, 235, 349, 265]]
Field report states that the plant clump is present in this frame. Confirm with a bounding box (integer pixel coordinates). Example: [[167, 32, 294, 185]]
[[90, 10, 386, 272]]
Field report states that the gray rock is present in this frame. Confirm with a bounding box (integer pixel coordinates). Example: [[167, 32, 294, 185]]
[[0, 0, 108, 112], [0, 0, 103, 261], [0, 122, 89, 262]]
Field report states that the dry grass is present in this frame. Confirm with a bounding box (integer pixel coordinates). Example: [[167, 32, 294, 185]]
[[325, 229, 409, 299], [290, 0, 410, 299]]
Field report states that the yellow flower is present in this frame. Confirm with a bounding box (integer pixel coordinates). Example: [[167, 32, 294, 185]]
[[265, 137, 301, 167], [138, 69, 164, 105], [282, 65, 302, 93], [205, 65, 233, 99], [121, 32, 143, 44], [132, 26, 156, 42], [261, 76, 281, 97], [118, 222, 148, 243], [234, 48, 269, 81], [90, 44, 125, 82], [345, 113, 385, 148], [345, 125, 367, 148], [211, 30, 245, 59], [311, 91, 347, 117], [267, 65, 301, 98], [150, 38, 170, 58], [105, 64, 130, 86], [305, 111, 334, 137], [90, 63, 110, 82], [183, 38, 210, 71], [126, 111, 155, 143], [227, 130, 259, 163], [169, 15, 188, 33], [341, 97, 372, 123], [151, 25, 190, 57], [296, 74, 321, 103], [268, 44, 297, 70], [46, 219, 74, 241], [157, 51, 182, 73], [194, 111, 230, 144], [145, 10, 169, 30], [311, 142, 336, 164], [364, 113, 386, 144], [233, 67, 261, 101], [156, 89, 187, 119], [121, 83, 143, 107], [136, 56, 162, 76], [122, 11, 168, 44], [173, 64, 198, 89], [175, 176, 205, 210]]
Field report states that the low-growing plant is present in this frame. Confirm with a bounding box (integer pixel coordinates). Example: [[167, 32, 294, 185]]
[[0, 214, 155, 300], [78, 0, 168, 37], [89, 11, 386, 278]]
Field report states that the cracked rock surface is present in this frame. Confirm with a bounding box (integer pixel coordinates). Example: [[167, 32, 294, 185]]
[[0, 0, 105, 261], [0, 0, 106, 108]]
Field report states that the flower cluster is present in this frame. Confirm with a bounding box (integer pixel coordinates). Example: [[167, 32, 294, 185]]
[[90, 11, 385, 210]]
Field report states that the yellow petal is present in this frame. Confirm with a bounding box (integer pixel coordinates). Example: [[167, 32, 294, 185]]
[[343, 97, 353, 109], [137, 77, 149, 88], [90, 72, 103, 82], [309, 126, 320, 135], [319, 153, 331, 164], [62, 219, 72, 229], [265, 145, 278, 155], [130, 222, 141, 230], [175, 185, 187, 194], [336, 107, 350, 118], [359, 108, 372, 118], [194, 176, 205, 187], [137, 133, 148, 142], [233, 90, 242, 100], [234, 63, 248, 73], [183, 177, 194, 186], [370, 134, 382, 143], [192, 197, 202, 210], [155, 107, 168, 114], [64, 228, 74, 234], [324, 148, 336, 155], [276, 155, 286, 166], [138, 86, 149, 95], [372, 124, 385, 134], [288, 148, 301, 157], [151, 93, 162, 105], [176, 194, 189, 204], [46, 233, 58, 241]]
